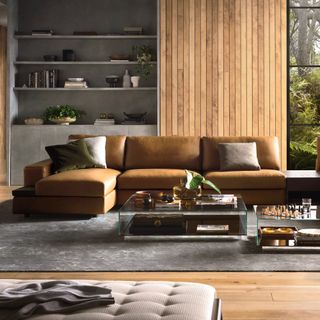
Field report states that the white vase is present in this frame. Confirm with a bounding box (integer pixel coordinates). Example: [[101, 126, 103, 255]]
[[123, 69, 131, 88], [131, 76, 140, 88]]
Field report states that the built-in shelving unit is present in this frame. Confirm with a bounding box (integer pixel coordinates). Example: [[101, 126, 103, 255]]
[[7, 0, 159, 185], [14, 87, 157, 91], [15, 35, 157, 40], [15, 61, 157, 65]]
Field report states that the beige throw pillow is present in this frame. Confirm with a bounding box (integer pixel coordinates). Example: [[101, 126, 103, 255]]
[[218, 142, 261, 171]]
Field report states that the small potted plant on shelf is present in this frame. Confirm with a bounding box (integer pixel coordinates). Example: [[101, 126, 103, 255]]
[[44, 105, 85, 125], [131, 45, 154, 87]]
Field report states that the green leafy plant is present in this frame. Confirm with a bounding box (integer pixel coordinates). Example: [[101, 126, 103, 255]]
[[44, 105, 85, 121], [289, 68, 320, 169], [133, 45, 154, 79], [185, 170, 221, 194]]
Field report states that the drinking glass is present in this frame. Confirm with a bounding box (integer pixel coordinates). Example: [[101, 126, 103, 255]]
[[302, 198, 312, 214]]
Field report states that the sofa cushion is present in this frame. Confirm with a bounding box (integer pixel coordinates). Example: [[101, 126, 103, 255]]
[[45, 140, 104, 173], [36, 168, 121, 197], [204, 169, 286, 190], [69, 135, 127, 170], [218, 142, 261, 171], [202, 136, 281, 171], [118, 169, 188, 189], [125, 136, 201, 170]]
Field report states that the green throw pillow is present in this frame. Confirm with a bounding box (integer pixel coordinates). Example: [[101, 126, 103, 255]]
[[45, 139, 104, 173]]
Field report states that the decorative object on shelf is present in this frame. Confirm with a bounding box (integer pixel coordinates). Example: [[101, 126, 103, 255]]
[[133, 45, 154, 80], [123, 26, 143, 35], [130, 75, 140, 88], [94, 113, 115, 125], [24, 117, 44, 125], [31, 29, 53, 36], [43, 55, 58, 61], [27, 69, 59, 88], [173, 170, 221, 202], [122, 112, 147, 124], [105, 75, 120, 88], [109, 54, 130, 62], [62, 49, 76, 61], [64, 78, 88, 88], [44, 105, 85, 125], [122, 69, 131, 88]]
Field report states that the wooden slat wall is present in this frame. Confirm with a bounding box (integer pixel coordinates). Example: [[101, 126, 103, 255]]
[[0, 26, 6, 183], [160, 0, 287, 169]]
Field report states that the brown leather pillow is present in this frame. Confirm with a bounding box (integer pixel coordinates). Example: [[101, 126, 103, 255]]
[[218, 142, 261, 171]]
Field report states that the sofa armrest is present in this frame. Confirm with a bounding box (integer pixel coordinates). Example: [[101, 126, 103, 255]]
[[24, 159, 53, 186]]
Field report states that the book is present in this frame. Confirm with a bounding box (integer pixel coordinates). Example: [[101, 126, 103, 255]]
[[196, 224, 229, 235], [94, 119, 115, 125], [64, 81, 87, 88]]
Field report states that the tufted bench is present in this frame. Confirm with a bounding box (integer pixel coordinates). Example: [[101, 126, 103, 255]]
[[0, 280, 221, 320]]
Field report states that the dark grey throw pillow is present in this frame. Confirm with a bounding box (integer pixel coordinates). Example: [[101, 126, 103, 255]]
[[45, 139, 105, 173], [218, 142, 261, 171]]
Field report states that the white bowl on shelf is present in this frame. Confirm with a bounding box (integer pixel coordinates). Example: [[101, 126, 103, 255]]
[[24, 118, 44, 125]]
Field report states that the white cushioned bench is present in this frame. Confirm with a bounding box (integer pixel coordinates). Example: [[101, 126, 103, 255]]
[[0, 280, 221, 320]]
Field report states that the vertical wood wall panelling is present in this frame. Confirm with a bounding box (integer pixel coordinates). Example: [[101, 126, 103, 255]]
[[160, 0, 287, 168], [229, 0, 235, 136], [0, 27, 7, 184], [280, 0, 287, 169], [240, 0, 247, 136], [235, 0, 241, 136], [212, 0, 218, 136], [217, 0, 224, 136], [160, 0, 167, 136]]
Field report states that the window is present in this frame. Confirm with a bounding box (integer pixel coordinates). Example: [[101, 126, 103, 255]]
[[289, 0, 320, 169]]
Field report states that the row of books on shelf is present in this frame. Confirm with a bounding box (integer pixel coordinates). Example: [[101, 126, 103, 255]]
[[27, 70, 58, 88]]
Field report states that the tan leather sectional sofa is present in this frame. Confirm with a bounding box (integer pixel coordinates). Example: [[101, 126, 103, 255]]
[[13, 135, 286, 215]]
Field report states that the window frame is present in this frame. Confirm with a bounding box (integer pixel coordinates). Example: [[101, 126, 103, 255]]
[[287, 0, 320, 169]]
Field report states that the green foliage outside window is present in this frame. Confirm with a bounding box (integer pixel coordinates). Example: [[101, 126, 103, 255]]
[[290, 68, 320, 169]]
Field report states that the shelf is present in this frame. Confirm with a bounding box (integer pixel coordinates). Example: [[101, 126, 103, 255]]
[[15, 35, 157, 40], [14, 61, 157, 65], [14, 87, 157, 91], [12, 124, 157, 127]]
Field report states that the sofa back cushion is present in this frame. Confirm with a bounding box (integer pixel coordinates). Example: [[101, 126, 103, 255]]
[[202, 136, 281, 171], [125, 136, 201, 170], [68, 135, 126, 170]]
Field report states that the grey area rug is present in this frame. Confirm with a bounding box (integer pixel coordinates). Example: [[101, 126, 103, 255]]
[[0, 200, 320, 271]]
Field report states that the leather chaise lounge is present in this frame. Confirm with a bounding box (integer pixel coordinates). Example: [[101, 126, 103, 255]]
[[13, 135, 286, 215]]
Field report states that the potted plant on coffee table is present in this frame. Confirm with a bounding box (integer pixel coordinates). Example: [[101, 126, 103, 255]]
[[44, 105, 85, 125], [173, 170, 221, 201]]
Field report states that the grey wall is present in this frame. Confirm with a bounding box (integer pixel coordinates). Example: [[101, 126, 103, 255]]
[[0, 4, 7, 26]]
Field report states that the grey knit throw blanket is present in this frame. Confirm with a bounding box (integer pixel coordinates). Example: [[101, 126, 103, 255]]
[[0, 280, 115, 320]]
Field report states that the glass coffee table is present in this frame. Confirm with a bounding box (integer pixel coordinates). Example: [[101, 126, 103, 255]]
[[119, 194, 247, 240], [255, 205, 320, 250]]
